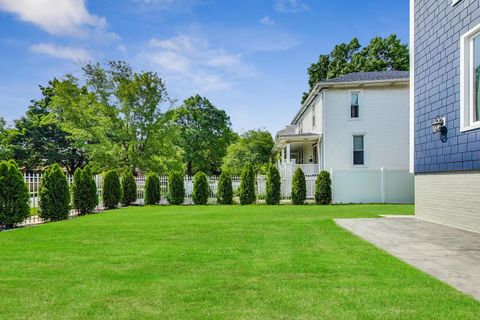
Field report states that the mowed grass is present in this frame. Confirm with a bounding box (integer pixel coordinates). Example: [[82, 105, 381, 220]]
[[1, 205, 479, 319]]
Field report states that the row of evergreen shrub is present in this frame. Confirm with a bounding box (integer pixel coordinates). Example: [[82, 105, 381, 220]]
[[1, 160, 334, 229]]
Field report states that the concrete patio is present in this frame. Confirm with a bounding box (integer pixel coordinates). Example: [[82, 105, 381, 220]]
[[335, 217, 480, 300]]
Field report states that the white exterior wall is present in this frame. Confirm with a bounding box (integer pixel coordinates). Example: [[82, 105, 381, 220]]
[[295, 96, 323, 135], [324, 85, 410, 171]]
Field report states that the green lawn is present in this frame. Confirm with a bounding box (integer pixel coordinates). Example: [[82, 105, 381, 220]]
[[1, 205, 479, 319]]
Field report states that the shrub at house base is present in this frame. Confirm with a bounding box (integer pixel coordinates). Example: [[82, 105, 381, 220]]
[[266, 165, 281, 205], [193, 172, 209, 205], [122, 171, 137, 206], [103, 170, 122, 209], [144, 173, 160, 205], [315, 170, 332, 205], [167, 172, 185, 205], [291, 168, 306, 205], [217, 171, 233, 205], [239, 164, 256, 205], [72, 166, 98, 215], [0, 160, 30, 228], [39, 163, 71, 221]]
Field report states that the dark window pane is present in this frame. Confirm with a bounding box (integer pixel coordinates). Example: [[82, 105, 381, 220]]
[[474, 35, 480, 121], [351, 105, 359, 118], [353, 136, 364, 150], [354, 151, 364, 165]]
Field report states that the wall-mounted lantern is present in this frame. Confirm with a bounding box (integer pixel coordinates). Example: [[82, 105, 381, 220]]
[[432, 116, 446, 134]]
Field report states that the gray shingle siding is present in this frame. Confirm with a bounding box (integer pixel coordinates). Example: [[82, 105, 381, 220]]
[[414, 0, 480, 173]]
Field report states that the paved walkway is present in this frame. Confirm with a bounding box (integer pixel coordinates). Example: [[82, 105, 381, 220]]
[[335, 217, 480, 300]]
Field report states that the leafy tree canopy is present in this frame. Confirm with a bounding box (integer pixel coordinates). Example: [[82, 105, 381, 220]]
[[168, 95, 236, 175], [303, 34, 409, 103], [222, 129, 274, 175], [9, 81, 87, 174], [0, 117, 13, 161], [51, 61, 184, 174]]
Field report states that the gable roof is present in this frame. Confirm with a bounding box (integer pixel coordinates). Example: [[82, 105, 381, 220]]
[[292, 71, 409, 125], [319, 71, 409, 84]]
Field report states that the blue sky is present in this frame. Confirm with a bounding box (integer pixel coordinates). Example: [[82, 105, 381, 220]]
[[0, 0, 409, 135]]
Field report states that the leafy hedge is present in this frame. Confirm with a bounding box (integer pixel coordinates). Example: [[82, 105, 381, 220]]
[[239, 164, 256, 205], [217, 171, 233, 205], [121, 171, 137, 206], [266, 165, 281, 205], [167, 172, 185, 205], [103, 170, 122, 209], [144, 173, 160, 205], [72, 166, 98, 215], [291, 168, 306, 205], [0, 160, 30, 228], [315, 170, 332, 205], [192, 171, 209, 205], [39, 163, 71, 221]]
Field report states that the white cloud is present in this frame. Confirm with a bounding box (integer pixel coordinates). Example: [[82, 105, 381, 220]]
[[0, 0, 114, 39], [30, 43, 91, 62], [275, 0, 309, 13], [140, 35, 254, 92], [260, 16, 274, 26]]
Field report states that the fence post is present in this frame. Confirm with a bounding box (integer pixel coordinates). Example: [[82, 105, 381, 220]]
[[380, 167, 385, 204], [330, 168, 334, 204]]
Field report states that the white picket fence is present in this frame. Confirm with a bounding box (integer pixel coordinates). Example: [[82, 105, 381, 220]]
[[20, 168, 413, 226]]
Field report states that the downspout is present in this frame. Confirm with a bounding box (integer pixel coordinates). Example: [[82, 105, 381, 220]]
[[322, 90, 326, 171]]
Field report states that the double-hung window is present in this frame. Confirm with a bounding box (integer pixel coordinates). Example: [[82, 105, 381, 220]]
[[460, 24, 480, 131], [351, 92, 359, 118], [353, 135, 364, 165]]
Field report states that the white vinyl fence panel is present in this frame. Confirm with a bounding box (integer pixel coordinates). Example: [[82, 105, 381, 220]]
[[22, 168, 414, 212]]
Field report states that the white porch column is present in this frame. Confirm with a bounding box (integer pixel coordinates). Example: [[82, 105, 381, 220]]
[[281, 148, 285, 164], [286, 143, 291, 163]]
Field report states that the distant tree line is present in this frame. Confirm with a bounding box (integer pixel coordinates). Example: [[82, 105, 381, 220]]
[[0, 61, 274, 176]]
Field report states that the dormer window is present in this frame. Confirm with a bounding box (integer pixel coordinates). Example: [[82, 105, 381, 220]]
[[351, 92, 359, 118]]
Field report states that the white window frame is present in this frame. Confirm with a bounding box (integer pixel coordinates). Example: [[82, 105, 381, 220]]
[[460, 23, 480, 132], [349, 90, 362, 119], [352, 134, 366, 166]]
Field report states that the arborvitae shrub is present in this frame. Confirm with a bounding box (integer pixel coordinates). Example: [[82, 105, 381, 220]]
[[266, 165, 281, 205], [39, 163, 71, 221], [217, 171, 233, 205], [0, 160, 30, 228], [315, 170, 332, 205], [103, 170, 121, 209], [167, 172, 185, 205], [291, 168, 306, 205], [144, 173, 160, 205], [193, 171, 209, 205], [121, 171, 137, 206], [239, 165, 256, 205], [72, 166, 98, 215]]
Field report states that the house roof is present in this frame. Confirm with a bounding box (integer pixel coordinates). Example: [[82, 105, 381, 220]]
[[318, 71, 409, 84], [292, 71, 409, 125]]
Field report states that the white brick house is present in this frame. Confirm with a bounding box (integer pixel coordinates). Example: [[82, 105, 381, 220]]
[[274, 71, 414, 203]]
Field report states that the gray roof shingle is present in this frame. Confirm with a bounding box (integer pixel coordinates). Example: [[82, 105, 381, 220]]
[[319, 71, 409, 84]]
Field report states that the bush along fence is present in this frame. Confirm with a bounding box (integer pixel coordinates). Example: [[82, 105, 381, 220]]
[[3, 161, 413, 229]]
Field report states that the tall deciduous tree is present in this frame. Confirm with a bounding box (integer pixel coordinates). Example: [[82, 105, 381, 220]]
[[51, 61, 183, 174], [9, 81, 87, 174], [0, 118, 12, 161], [168, 95, 236, 175], [303, 34, 409, 103], [222, 129, 274, 175]]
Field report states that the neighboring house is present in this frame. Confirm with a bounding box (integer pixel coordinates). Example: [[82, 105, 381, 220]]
[[411, 0, 480, 232], [273, 71, 414, 203]]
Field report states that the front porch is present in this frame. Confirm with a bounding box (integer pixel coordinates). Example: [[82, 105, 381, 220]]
[[273, 131, 322, 177]]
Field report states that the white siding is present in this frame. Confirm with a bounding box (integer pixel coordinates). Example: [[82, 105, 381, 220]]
[[324, 85, 410, 171], [296, 96, 323, 134]]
